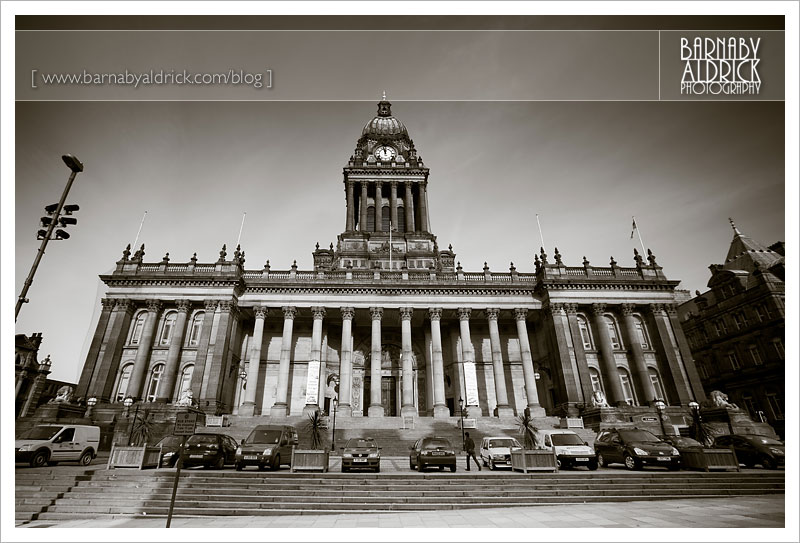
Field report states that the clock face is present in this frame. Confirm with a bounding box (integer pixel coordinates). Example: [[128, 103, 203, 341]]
[[375, 146, 397, 161]]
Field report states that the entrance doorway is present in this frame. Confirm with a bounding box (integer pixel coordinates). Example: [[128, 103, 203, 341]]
[[363, 376, 397, 416]]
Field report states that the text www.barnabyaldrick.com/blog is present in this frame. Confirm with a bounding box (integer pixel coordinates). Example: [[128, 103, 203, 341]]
[[30, 68, 273, 89]]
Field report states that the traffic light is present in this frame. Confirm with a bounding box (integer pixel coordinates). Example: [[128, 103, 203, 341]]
[[55, 229, 70, 240], [40, 216, 53, 227], [44, 203, 59, 214], [63, 204, 80, 214], [59, 217, 77, 227], [37, 229, 48, 240]]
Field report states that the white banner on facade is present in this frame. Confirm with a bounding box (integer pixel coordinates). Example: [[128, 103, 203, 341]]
[[306, 359, 320, 404], [464, 361, 480, 406]]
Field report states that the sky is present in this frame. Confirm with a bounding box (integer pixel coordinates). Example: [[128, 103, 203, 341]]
[[14, 99, 785, 383]]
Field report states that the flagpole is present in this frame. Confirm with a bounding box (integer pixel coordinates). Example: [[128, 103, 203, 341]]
[[132, 211, 148, 249], [632, 215, 647, 254], [236, 212, 247, 247], [389, 219, 393, 270], [535, 214, 546, 252]]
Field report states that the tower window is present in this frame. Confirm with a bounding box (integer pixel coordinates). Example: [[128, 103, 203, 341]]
[[366, 206, 376, 231], [381, 206, 391, 232]]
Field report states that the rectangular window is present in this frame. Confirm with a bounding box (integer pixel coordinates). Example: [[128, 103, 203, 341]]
[[742, 396, 758, 417], [727, 352, 740, 371], [714, 322, 722, 337], [607, 323, 621, 350], [766, 393, 784, 419], [698, 363, 708, 380], [733, 313, 743, 330], [619, 374, 636, 406], [755, 305, 765, 322], [773, 339, 784, 360], [740, 311, 748, 327], [749, 346, 763, 366], [719, 319, 728, 334]]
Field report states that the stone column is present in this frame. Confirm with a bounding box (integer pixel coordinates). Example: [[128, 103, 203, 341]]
[[360, 180, 369, 232], [91, 299, 135, 401], [486, 309, 513, 417], [189, 300, 218, 399], [345, 180, 355, 231], [157, 299, 191, 403], [515, 308, 545, 416], [565, 304, 595, 403], [650, 303, 692, 405], [338, 307, 355, 416], [76, 298, 115, 399], [591, 304, 626, 406], [665, 304, 706, 403], [375, 182, 383, 232], [200, 300, 238, 413], [546, 303, 585, 412], [303, 307, 326, 415], [429, 308, 450, 417], [400, 307, 416, 416], [419, 181, 429, 232], [271, 306, 296, 416], [404, 181, 415, 233], [458, 308, 482, 417], [390, 181, 399, 230], [621, 303, 657, 405], [368, 307, 384, 417], [240, 306, 267, 416], [128, 300, 162, 400]]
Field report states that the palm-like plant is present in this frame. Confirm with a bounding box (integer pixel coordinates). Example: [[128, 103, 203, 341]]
[[690, 408, 713, 447], [130, 409, 154, 446], [516, 409, 541, 450], [304, 411, 326, 450]]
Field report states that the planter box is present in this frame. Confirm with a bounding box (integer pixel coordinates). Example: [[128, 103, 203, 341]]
[[291, 449, 329, 472], [681, 448, 740, 472], [107, 444, 162, 469], [510, 449, 558, 473], [560, 417, 584, 429]]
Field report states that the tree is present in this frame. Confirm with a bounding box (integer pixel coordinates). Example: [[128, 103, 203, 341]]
[[304, 411, 327, 450], [516, 408, 541, 449]]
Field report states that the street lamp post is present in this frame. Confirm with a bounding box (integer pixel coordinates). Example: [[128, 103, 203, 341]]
[[654, 399, 668, 436], [458, 397, 465, 452], [124, 397, 140, 446], [15, 154, 83, 320], [331, 398, 338, 452], [85, 396, 97, 420]]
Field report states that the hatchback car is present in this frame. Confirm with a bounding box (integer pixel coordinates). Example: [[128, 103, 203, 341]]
[[594, 428, 680, 470], [540, 429, 598, 470], [713, 434, 785, 469], [341, 438, 381, 472], [479, 436, 521, 470], [181, 433, 238, 469], [155, 435, 184, 468], [658, 435, 705, 469], [409, 437, 457, 472], [235, 425, 298, 471]]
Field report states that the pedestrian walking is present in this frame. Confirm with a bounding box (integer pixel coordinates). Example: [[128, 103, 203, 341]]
[[464, 432, 481, 471]]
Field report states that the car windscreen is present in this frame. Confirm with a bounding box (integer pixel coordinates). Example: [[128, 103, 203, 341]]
[[157, 436, 183, 447], [672, 437, 702, 448], [619, 430, 661, 442], [247, 429, 282, 444], [346, 439, 376, 449], [18, 426, 63, 440], [750, 436, 783, 446], [422, 439, 451, 449], [551, 434, 585, 446], [488, 439, 518, 448], [187, 435, 218, 445]]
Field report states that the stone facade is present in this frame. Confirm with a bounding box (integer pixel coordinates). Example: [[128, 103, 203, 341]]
[[678, 220, 785, 438], [75, 99, 704, 428]]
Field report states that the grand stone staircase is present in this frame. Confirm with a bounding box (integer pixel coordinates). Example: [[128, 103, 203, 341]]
[[17, 468, 785, 522]]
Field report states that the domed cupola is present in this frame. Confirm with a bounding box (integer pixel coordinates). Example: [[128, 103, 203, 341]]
[[362, 94, 408, 138], [350, 93, 423, 168]]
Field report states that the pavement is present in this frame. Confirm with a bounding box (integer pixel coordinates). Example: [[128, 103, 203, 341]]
[[18, 495, 785, 529]]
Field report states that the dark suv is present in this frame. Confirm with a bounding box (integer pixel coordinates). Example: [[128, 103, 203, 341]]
[[181, 433, 238, 469], [409, 437, 457, 472], [594, 428, 680, 471]]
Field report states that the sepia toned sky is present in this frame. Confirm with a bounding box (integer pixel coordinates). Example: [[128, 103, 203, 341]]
[[14, 99, 784, 382]]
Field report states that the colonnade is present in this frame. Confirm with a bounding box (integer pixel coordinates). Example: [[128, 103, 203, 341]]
[[345, 179, 430, 233]]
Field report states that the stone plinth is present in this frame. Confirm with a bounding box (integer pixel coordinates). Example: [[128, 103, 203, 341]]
[[32, 403, 85, 421]]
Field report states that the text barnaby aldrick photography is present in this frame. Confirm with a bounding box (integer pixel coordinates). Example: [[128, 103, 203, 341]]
[[680, 37, 761, 95]]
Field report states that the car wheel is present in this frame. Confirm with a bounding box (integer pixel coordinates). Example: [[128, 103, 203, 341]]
[[416, 462, 424, 472], [762, 457, 777, 470], [488, 459, 495, 471], [271, 454, 280, 470], [556, 458, 562, 469], [450, 465, 456, 473], [258, 464, 267, 471], [588, 460, 598, 471], [78, 450, 93, 466], [235, 462, 243, 471], [30, 450, 48, 468], [624, 454, 639, 471], [342, 466, 349, 473], [375, 466, 380, 473], [410, 459, 415, 470], [47, 461, 59, 466], [597, 454, 607, 468], [214, 455, 225, 470]]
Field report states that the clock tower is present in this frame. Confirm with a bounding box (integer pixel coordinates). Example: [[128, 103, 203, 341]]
[[314, 94, 455, 272]]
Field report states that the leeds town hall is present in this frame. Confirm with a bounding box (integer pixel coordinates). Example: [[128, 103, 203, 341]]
[[73, 98, 711, 433]]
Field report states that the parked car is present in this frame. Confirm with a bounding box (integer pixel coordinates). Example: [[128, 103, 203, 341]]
[[181, 433, 238, 469], [15, 424, 100, 468], [539, 429, 598, 470], [657, 435, 704, 468], [478, 436, 521, 470], [154, 435, 184, 468], [594, 428, 680, 471], [713, 434, 785, 470], [341, 437, 381, 472], [235, 424, 298, 471], [409, 437, 457, 472]]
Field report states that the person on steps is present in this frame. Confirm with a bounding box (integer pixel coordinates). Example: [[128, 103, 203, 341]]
[[464, 432, 481, 471]]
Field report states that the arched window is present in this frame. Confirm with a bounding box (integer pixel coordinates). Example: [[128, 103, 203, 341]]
[[618, 367, 636, 405], [175, 365, 194, 402], [633, 315, 651, 349], [114, 363, 134, 401], [159, 312, 177, 346], [381, 206, 391, 232], [577, 315, 594, 349], [145, 363, 165, 402], [604, 315, 622, 349], [396, 207, 406, 232], [648, 367, 667, 403], [366, 206, 376, 231], [128, 312, 147, 345], [589, 367, 603, 393], [187, 312, 204, 346]]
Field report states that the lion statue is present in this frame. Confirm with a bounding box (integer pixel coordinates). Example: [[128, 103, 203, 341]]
[[590, 389, 609, 408], [50, 385, 74, 404], [175, 389, 195, 407], [706, 390, 738, 410]]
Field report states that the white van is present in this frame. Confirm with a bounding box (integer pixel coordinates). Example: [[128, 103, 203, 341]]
[[538, 429, 598, 470], [15, 424, 100, 467]]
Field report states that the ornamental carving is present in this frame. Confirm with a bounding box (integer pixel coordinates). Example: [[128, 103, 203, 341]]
[[340, 307, 355, 320], [176, 299, 192, 313], [204, 300, 218, 311], [114, 299, 135, 314], [428, 308, 442, 321], [591, 304, 607, 316], [485, 308, 500, 321], [649, 303, 665, 315], [400, 307, 414, 320], [100, 298, 115, 309], [218, 300, 236, 313], [145, 299, 162, 313], [370, 307, 383, 320], [254, 306, 268, 319], [565, 303, 578, 315], [457, 308, 472, 321], [514, 308, 528, 321], [311, 306, 327, 320], [282, 306, 297, 320], [620, 303, 636, 316], [664, 304, 678, 316], [550, 303, 567, 315]]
